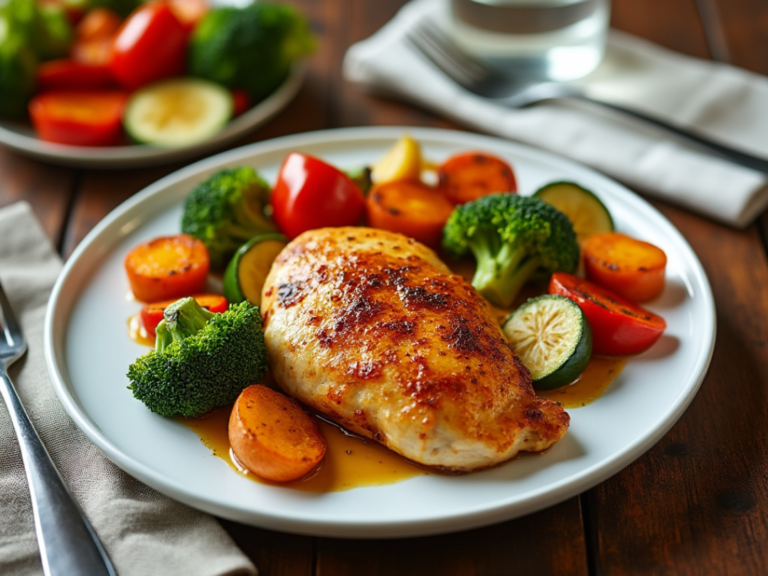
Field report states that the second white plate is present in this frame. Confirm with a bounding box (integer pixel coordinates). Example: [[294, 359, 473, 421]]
[[44, 127, 715, 537], [0, 65, 304, 169]]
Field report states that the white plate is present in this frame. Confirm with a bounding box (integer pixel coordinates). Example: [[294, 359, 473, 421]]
[[0, 65, 304, 169], [44, 127, 716, 538]]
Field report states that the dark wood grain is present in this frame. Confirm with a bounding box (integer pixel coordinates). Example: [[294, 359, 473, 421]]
[[219, 521, 314, 576], [711, 0, 768, 75], [317, 499, 587, 576], [693, 0, 731, 62], [611, 0, 711, 59], [0, 148, 75, 246], [339, 0, 455, 130]]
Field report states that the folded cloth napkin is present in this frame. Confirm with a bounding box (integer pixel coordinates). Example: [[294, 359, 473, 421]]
[[344, 0, 768, 228], [0, 202, 257, 576]]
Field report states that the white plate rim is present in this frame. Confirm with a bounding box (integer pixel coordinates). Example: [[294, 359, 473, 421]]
[[0, 64, 305, 169], [44, 126, 716, 537]]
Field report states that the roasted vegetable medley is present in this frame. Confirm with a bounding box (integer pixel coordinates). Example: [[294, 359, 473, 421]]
[[122, 135, 672, 484], [0, 0, 315, 146]]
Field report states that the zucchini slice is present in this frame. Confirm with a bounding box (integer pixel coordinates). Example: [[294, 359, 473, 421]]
[[533, 181, 613, 243], [124, 78, 233, 147], [503, 294, 592, 390], [224, 234, 288, 307]]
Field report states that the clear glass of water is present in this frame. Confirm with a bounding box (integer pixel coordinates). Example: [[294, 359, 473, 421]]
[[449, 0, 611, 82]]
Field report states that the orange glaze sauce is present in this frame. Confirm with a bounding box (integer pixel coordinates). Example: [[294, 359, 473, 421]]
[[537, 356, 626, 408], [177, 406, 426, 492], [128, 313, 154, 347]]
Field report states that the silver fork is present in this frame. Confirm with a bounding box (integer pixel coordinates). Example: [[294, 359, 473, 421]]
[[0, 282, 116, 576], [406, 21, 768, 175]]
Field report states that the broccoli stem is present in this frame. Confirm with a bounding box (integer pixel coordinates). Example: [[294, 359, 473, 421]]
[[221, 220, 274, 243], [471, 239, 542, 308], [154, 320, 173, 353], [236, 196, 277, 234], [162, 297, 215, 346]]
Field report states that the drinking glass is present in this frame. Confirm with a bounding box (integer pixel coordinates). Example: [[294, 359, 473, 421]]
[[449, 0, 611, 82]]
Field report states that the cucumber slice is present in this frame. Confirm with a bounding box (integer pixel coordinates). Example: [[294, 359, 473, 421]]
[[503, 294, 592, 390], [534, 181, 614, 243], [224, 234, 288, 307], [124, 78, 233, 147]]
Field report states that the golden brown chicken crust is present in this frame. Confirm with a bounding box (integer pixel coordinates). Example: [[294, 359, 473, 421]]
[[262, 227, 569, 472]]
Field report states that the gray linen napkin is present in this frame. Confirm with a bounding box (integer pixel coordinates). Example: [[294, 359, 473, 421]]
[[0, 202, 257, 576]]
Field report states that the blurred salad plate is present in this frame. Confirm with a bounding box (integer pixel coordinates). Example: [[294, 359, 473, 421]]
[[0, 65, 304, 168], [0, 0, 313, 168]]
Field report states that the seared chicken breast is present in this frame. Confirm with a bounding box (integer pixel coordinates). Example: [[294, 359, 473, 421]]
[[261, 227, 569, 472]]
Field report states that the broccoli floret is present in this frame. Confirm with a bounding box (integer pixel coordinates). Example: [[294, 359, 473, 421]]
[[128, 298, 267, 418], [0, 0, 73, 118], [181, 167, 277, 269], [188, 3, 315, 101], [1, 0, 73, 61], [33, 3, 73, 61], [0, 22, 37, 118], [442, 194, 579, 308]]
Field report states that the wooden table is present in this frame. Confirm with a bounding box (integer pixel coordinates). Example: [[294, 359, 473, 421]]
[[3, 0, 768, 573]]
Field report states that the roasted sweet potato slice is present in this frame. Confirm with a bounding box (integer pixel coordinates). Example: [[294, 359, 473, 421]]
[[229, 385, 327, 483]]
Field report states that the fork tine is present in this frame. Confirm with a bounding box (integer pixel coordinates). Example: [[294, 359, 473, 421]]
[[0, 281, 24, 349], [418, 20, 492, 82], [405, 30, 475, 89], [406, 22, 497, 91]]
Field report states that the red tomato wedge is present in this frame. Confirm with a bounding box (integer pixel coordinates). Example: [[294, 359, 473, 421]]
[[231, 89, 250, 117], [438, 152, 517, 205], [140, 293, 227, 336], [29, 91, 127, 146], [549, 272, 666, 356], [110, 2, 187, 90], [366, 179, 455, 249], [37, 60, 115, 91], [271, 152, 366, 239]]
